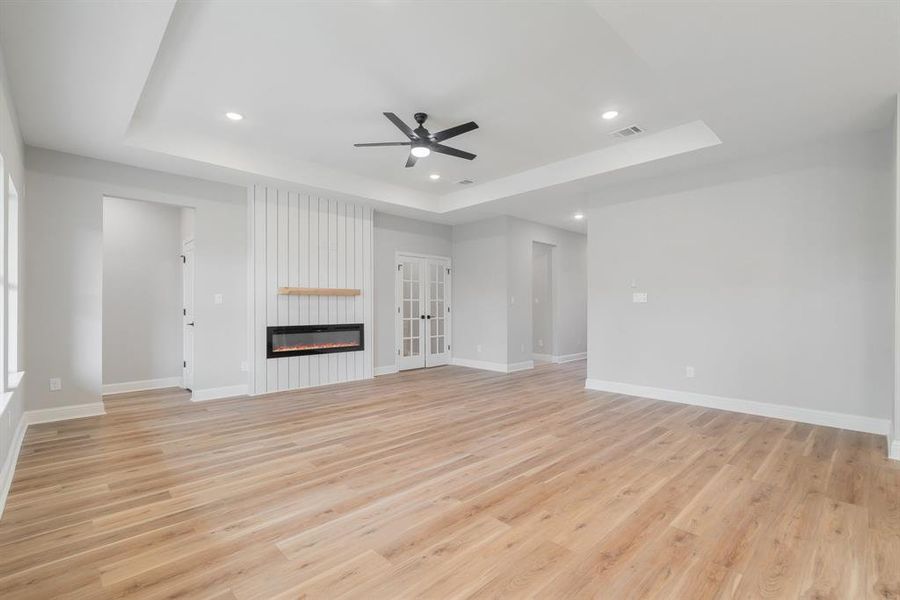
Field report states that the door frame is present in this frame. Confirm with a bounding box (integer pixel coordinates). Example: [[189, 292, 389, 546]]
[[394, 252, 451, 372]]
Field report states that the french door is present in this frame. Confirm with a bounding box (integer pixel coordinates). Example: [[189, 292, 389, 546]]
[[397, 254, 451, 370]]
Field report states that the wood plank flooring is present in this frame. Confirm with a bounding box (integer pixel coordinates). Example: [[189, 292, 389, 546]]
[[1, 361, 898, 599]]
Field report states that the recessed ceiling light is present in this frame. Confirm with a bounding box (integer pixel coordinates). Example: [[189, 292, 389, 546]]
[[225, 112, 244, 121], [429, 173, 440, 180], [574, 213, 585, 220], [601, 110, 619, 120], [411, 145, 431, 158]]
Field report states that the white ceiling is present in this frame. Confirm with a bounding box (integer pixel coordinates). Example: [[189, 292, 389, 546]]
[[1, 1, 898, 233]]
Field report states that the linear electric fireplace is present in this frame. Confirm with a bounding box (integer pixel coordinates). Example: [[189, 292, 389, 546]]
[[267, 324, 364, 358]]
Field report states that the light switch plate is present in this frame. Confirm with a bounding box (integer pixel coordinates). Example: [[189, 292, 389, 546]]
[[632, 292, 648, 303], [685, 366, 695, 378], [49, 377, 62, 391], [214, 294, 224, 305]]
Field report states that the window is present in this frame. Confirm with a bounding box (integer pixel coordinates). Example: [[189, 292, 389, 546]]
[[0, 154, 22, 394], [7, 175, 18, 379]]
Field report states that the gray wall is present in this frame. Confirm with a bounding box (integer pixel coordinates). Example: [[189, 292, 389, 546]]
[[451, 217, 510, 366], [450, 216, 586, 368], [507, 217, 587, 365], [373, 212, 451, 371], [102, 197, 183, 385], [587, 130, 894, 420], [25, 148, 247, 410], [532, 242, 552, 357]]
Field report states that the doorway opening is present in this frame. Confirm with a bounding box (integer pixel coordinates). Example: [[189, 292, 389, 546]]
[[532, 242, 553, 363], [101, 197, 195, 394], [396, 253, 451, 371]]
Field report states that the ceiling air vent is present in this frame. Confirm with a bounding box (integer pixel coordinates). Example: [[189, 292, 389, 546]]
[[611, 125, 644, 138], [457, 179, 475, 185]]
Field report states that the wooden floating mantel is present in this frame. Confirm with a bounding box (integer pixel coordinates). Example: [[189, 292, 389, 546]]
[[278, 287, 361, 297]]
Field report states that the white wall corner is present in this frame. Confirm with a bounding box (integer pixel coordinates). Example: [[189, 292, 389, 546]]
[[26, 403, 107, 425], [0, 413, 27, 519], [374, 365, 399, 376], [889, 434, 900, 461], [102, 377, 183, 395], [191, 385, 249, 402], [584, 379, 891, 437]]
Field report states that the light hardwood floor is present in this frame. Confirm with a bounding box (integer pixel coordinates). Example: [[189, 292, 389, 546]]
[[1, 361, 898, 599]]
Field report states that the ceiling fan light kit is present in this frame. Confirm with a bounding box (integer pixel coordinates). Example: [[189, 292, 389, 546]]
[[354, 112, 479, 168]]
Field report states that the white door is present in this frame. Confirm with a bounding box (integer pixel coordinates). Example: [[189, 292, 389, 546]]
[[425, 259, 451, 366], [397, 255, 451, 371], [182, 241, 195, 390]]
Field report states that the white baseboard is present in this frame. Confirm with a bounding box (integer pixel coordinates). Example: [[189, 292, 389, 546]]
[[2, 401, 107, 518], [889, 436, 900, 461], [374, 365, 399, 377], [532, 353, 553, 362], [451, 358, 534, 374], [191, 385, 248, 402], [554, 352, 587, 363], [26, 402, 107, 426], [102, 377, 182, 395], [0, 413, 27, 519], [584, 379, 891, 436]]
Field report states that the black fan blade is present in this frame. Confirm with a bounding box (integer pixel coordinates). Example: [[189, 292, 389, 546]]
[[354, 142, 411, 147], [405, 154, 418, 168], [432, 121, 479, 142], [384, 112, 417, 139], [431, 143, 476, 160]]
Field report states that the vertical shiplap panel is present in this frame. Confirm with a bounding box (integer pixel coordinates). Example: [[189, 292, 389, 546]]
[[346, 203, 356, 380], [354, 203, 363, 380], [288, 192, 300, 389], [266, 186, 279, 392], [254, 185, 268, 394], [253, 184, 373, 393], [363, 207, 374, 379], [319, 198, 330, 384], [298, 194, 310, 388], [335, 199, 345, 381], [308, 197, 320, 387], [277, 189, 290, 391]]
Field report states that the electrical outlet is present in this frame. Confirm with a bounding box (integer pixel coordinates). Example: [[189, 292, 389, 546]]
[[538, 339, 544, 348], [685, 366, 695, 378], [49, 377, 62, 391], [214, 293, 224, 305], [632, 292, 648, 303], [476, 344, 482, 353]]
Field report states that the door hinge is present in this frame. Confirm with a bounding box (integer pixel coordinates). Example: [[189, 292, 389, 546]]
[[183, 308, 187, 316], [181, 255, 186, 263], [446, 268, 451, 275], [183, 361, 187, 368], [398, 264, 402, 271], [397, 306, 400, 314]]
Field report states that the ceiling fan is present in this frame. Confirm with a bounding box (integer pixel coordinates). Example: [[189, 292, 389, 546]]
[[354, 112, 478, 168]]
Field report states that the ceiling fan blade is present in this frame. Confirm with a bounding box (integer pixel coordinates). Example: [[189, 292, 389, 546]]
[[431, 143, 476, 160], [405, 154, 418, 168], [384, 112, 417, 139], [432, 121, 479, 143], [354, 142, 411, 147]]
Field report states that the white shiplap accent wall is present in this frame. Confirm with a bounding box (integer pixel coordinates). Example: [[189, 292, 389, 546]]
[[250, 185, 373, 394]]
